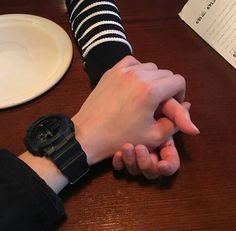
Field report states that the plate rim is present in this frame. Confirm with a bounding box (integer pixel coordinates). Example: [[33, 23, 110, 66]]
[[0, 14, 73, 109]]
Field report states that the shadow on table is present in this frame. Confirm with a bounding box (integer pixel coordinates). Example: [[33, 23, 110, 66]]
[[60, 133, 191, 199]]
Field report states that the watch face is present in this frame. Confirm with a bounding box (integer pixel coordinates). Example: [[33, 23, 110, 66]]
[[25, 114, 74, 155], [31, 117, 62, 143]]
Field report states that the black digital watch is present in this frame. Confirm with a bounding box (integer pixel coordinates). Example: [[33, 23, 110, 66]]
[[24, 113, 89, 184]]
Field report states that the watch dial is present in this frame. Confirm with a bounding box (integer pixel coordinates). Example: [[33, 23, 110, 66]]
[[32, 117, 62, 142]]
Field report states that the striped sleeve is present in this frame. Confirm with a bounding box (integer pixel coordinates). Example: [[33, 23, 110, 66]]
[[65, 0, 132, 87]]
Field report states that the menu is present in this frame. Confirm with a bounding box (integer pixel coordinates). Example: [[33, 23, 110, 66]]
[[179, 0, 236, 69]]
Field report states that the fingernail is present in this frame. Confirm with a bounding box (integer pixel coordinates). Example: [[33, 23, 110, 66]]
[[191, 123, 200, 134], [184, 113, 200, 134], [184, 102, 191, 110]]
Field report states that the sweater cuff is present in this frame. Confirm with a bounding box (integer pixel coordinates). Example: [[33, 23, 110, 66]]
[[0, 149, 65, 230], [85, 42, 131, 88]]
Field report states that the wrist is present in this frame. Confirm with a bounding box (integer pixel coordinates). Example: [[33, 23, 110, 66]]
[[19, 151, 69, 194], [71, 114, 112, 166], [72, 117, 101, 166]]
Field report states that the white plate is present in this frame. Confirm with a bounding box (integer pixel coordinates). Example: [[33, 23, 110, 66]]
[[0, 14, 73, 109]]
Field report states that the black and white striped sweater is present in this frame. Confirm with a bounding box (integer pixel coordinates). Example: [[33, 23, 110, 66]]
[[65, 0, 132, 87]]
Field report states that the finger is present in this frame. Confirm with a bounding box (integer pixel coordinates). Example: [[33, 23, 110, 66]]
[[150, 117, 178, 148], [157, 137, 180, 176], [150, 102, 197, 147], [151, 74, 186, 105], [122, 143, 141, 175], [160, 98, 200, 135], [113, 55, 141, 69], [159, 98, 190, 115], [181, 101, 191, 110], [112, 151, 125, 170], [135, 145, 160, 180]]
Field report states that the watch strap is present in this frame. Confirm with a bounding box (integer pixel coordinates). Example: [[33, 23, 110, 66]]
[[50, 137, 89, 184]]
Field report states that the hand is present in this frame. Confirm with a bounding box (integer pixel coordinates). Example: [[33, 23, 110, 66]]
[[112, 125, 190, 180], [72, 56, 188, 165], [112, 140, 179, 179], [112, 100, 199, 179]]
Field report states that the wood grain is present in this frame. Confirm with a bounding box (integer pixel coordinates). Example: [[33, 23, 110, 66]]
[[0, 0, 235, 230]]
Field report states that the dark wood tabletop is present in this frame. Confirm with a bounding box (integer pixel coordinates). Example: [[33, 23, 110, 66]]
[[0, 0, 236, 230]]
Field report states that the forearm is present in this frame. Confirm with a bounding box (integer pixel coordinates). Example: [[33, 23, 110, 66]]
[[65, 0, 132, 87]]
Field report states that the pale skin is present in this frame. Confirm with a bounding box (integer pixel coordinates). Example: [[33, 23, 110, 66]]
[[112, 100, 199, 179], [112, 58, 199, 179], [19, 56, 199, 194]]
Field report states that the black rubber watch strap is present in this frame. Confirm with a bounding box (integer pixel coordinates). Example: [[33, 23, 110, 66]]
[[51, 138, 89, 184]]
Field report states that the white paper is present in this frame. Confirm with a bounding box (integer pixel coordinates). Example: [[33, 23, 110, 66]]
[[179, 0, 236, 69]]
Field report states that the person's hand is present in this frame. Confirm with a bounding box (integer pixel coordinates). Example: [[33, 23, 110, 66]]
[[112, 118, 194, 180], [112, 99, 200, 179], [112, 140, 179, 179], [72, 56, 189, 166]]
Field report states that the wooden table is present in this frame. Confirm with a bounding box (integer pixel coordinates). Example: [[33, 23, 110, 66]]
[[1, 0, 236, 230]]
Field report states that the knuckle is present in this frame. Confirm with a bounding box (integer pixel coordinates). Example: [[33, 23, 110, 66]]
[[124, 70, 157, 100], [147, 62, 158, 69], [164, 69, 174, 76], [120, 56, 138, 69], [124, 55, 137, 63], [126, 69, 139, 79], [125, 69, 144, 85], [174, 74, 186, 86]]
